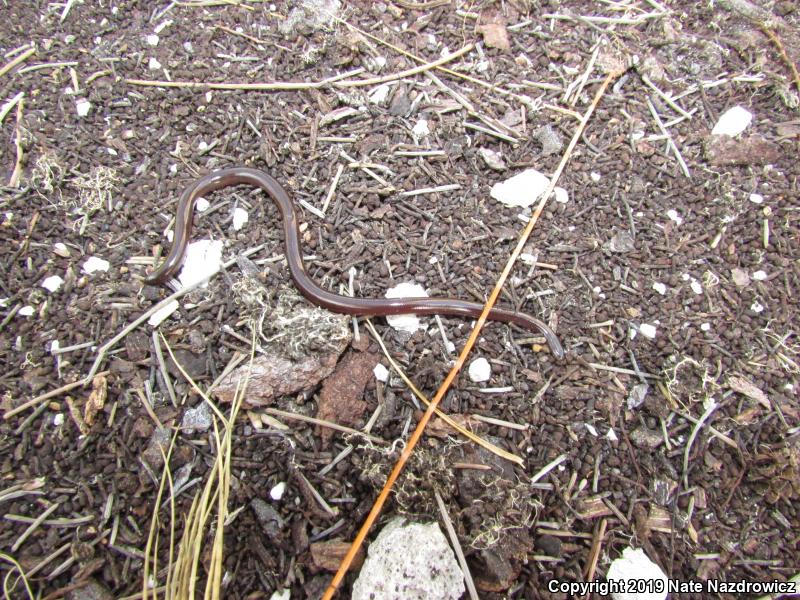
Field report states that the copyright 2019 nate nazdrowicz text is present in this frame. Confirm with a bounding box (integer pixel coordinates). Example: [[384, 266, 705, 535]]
[[547, 577, 798, 596]]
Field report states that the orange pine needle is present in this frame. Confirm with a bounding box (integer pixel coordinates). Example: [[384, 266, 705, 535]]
[[323, 68, 623, 598]]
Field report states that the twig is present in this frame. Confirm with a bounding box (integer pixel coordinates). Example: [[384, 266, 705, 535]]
[[399, 184, 460, 197], [321, 164, 344, 214], [682, 401, 719, 488], [463, 122, 518, 144], [434, 491, 479, 600], [584, 518, 607, 580], [263, 408, 385, 444], [9, 98, 24, 187], [0, 46, 35, 78], [126, 45, 473, 92], [11, 503, 60, 552], [3, 376, 107, 421], [761, 26, 800, 92], [152, 331, 178, 407], [84, 278, 208, 383], [0, 91, 23, 124], [646, 96, 691, 178], [323, 69, 623, 599], [642, 75, 692, 119], [531, 454, 568, 484]]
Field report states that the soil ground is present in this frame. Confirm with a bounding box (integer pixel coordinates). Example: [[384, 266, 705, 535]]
[[1, 1, 799, 598]]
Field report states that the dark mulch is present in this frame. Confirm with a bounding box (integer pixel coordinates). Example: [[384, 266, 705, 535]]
[[1, 1, 799, 598]]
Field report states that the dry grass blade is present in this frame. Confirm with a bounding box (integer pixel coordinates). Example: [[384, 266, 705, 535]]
[[1, 552, 34, 600], [142, 432, 177, 600], [162, 328, 256, 599], [364, 320, 523, 465]]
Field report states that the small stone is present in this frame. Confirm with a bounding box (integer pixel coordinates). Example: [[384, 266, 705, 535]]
[[411, 119, 429, 140], [181, 401, 212, 432], [627, 383, 649, 409], [553, 186, 569, 203], [749, 193, 764, 204], [478, 148, 507, 171], [639, 323, 657, 339], [752, 270, 767, 281], [351, 518, 464, 600], [195, 197, 210, 212], [178, 239, 223, 288], [146, 34, 159, 46], [630, 427, 663, 450], [232, 207, 249, 231], [251, 498, 284, 540], [369, 84, 391, 105], [751, 301, 764, 313], [605, 231, 636, 253], [711, 105, 752, 136], [607, 547, 668, 600], [75, 98, 92, 117], [148, 57, 162, 70], [41, 275, 64, 292], [385, 282, 428, 333], [373, 363, 389, 382], [700, 323, 711, 332], [666, 209, 683, 225], [731, 268, 750, 288], [468, 357, 491, 383], [18, 306, 34, 317], [652, 282, 667, 295], [82, 256, 110, 274], [490, 169, 550, 208], [270, 481, 286, 500], [53, 242, 71, 257], [690, 280, 703, 295], [590, 171, 601, 182]]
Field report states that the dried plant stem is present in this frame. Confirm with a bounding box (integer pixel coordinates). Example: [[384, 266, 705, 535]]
[[9, 98, 24, 187], [324, 68, 624, 599], [125, 44, 472, 92], [364, 320, 523, 465], [0, 46, 35, 77]]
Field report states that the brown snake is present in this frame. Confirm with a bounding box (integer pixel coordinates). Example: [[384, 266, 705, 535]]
[[146, 167, 565, 359]]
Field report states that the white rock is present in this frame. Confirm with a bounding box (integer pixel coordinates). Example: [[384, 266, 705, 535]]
[[195, 197, 210, 212], [0, 298, 8, 308], [178, 239, 223, 288], [711, 105, 752, 136], [690, 280, 703, 295], [749, 193, 763, 204], [639, 323, 657, 339], [606, 428, 618, 442], [270, 482, 286, 501], [590, 171, 601, 182], [146, 34, 159, 46], [232, 207, 249, 231], [41, 275, 64, 293], [53, 413, 65, 427], [751, 301, 764, 314], [701, 322, 711, 331], [478, 148, 506, 171], [652, 282, 667, 295], [666, 209, 683, 225], [385, 282, 428, 333], [351, 518, 464, 600], [585, 423, 598, 437], [53, 242, 70, 257], [148, 57, 162, 70], [752, 270, 767, 281], [553, 186, 569, 203], [607, 547, 668, 600], [369, 84, 391, 105], [75, 98, 92, 117], [197, 141, 208, 151], [205, 91, 213, 103], [412, 119, 429, 140], [19, 306, 35, 317], [468, 357, 491, 383], [269, 590, 290, 600], [50, 340, 60, 353], [148, 299, 179, 326], [373, 363, 389, 382], [82, 256, 110, 274], [490, 169, 550, 208]]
